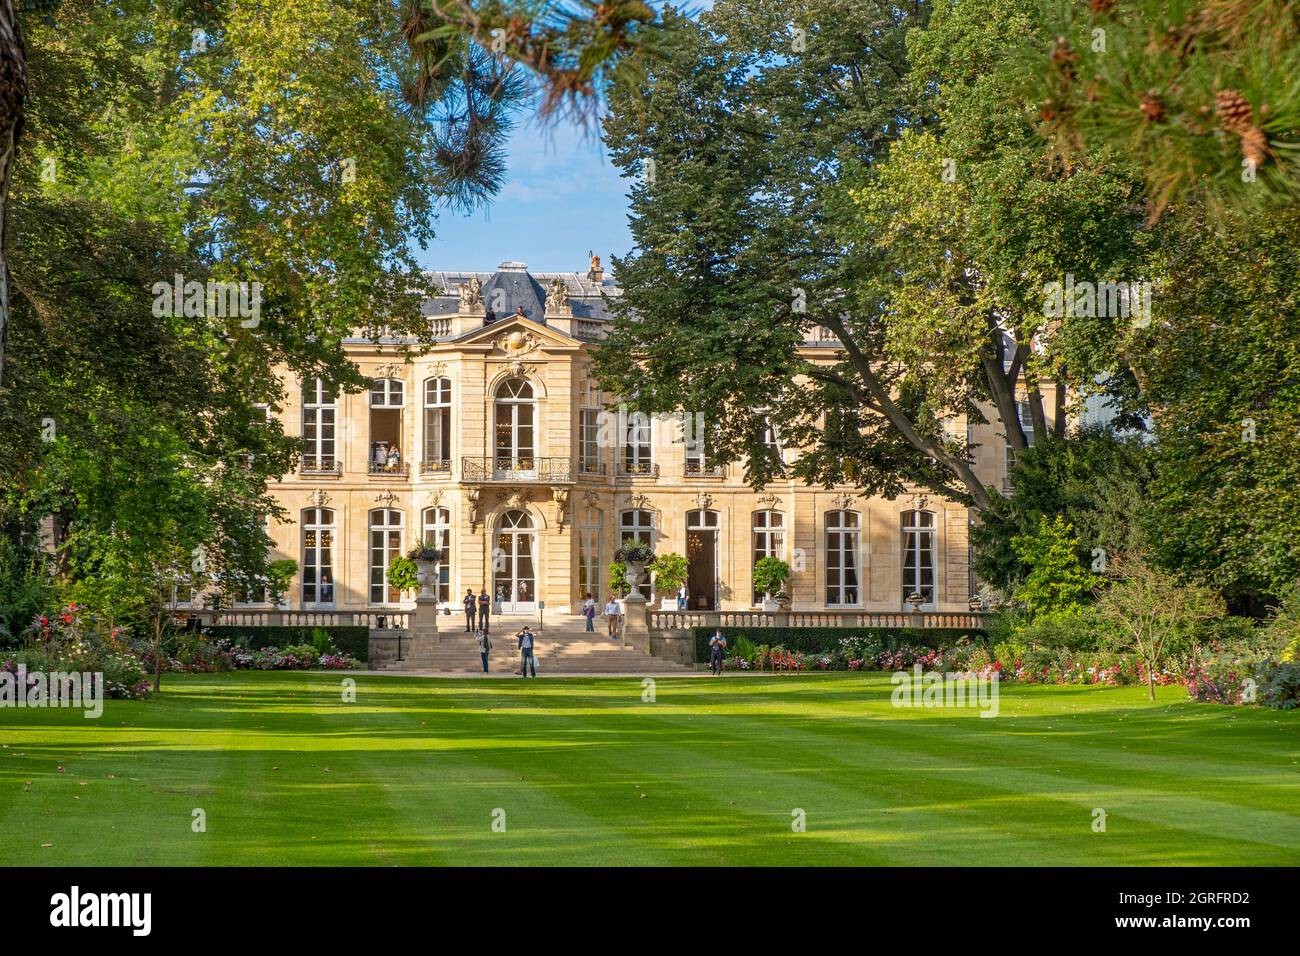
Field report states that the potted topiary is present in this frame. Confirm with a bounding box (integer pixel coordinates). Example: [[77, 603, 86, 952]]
[[648, 552, 689, 610], [753, 556, 792, 612]]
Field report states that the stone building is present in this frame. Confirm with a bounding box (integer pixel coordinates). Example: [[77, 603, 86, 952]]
[[239, 260, 1054, 618]]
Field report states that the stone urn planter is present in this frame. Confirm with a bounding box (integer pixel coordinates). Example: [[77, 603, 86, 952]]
[[415, 558, 439, 601], [624, 560, 647, 595], [761, 594, 780, 613]]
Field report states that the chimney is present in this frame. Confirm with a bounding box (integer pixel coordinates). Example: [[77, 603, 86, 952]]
[[586, 251, 604, 283]]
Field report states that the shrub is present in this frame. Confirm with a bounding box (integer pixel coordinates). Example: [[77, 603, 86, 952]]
[[1014, 607, 1111, 652], [385, 556, 419, 596], [204, 625, 369, 661], [1010, 516, 1098, 617], [690, 626, 983, 663], [752, 557, 791, 599], [1260, 663, 1300, 710], [648, 552, 688, 597]]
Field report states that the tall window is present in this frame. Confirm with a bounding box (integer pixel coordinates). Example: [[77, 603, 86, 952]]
[[1005, 399, 1034, 474], [825, 510, 860, 606], [622, 413, 653, 474], [752, 510, 786, 603], [421, 506, 451, 603], [762, 415, 786, 473], [302, 379, 336, 470], [494, 378, 535, 465], [901, 510, 936, 608], [369, 508, 404, 604], [370, 379, 405, 472], [578, 508, 604, 602], [579, 407, 602, 474], [423, 377, 452, 471], [302, 508, 335, 606], [619, 508, 655, 598]]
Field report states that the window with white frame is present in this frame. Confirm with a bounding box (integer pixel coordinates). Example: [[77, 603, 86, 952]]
[[622, 412, 654, 474], [421, 506, 451, 603], [824, 510, 860, 606], [901, 509, 936, 608], [368, 508, 404, 604], [302, 379, 336, 470], [752, 510, 786, 603], [423, 377, 452, 469], [579, 407, 602, 474], [302, 507, 335, 606]]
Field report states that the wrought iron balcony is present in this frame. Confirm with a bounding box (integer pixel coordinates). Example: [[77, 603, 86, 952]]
[[300, 455, 341, 475], [462, 456, 573, 482], [577, 460, 607, 476], [420, 459, 453, 476], [684, 461, 724, 478], [369, 461, 410, 477], [617, 461, 659, 478]]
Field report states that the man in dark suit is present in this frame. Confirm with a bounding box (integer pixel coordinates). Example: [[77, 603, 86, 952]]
[[478, 587, 491, 633], [463, 588, 476, 632]]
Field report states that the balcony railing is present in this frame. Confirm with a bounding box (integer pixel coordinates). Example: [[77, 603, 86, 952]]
[[369, 461, 410, 477], [577, 460, 607, 476], [684, 461, 724, 478], [300, 455, 341, 475], [462, 456, 573, 482], [420, 459, 453, 476], [617, 461, 659, 478]]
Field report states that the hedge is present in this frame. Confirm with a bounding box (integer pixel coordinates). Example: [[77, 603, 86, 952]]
[[690, 626, 986, 663], [204, 625, 370, 662]]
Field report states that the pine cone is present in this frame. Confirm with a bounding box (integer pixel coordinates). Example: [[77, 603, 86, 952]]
[[1089, 0, 1116, 14], [1240, 125, 1269, 170], [1139, 89, 1165, 124], [1215, 88, 1254, 132], [1050, 37, 1078, 77]]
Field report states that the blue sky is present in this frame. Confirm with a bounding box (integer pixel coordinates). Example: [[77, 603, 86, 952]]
[[419, 114, 635, 274]]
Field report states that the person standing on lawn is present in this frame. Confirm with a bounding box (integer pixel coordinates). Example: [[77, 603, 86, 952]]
[[517, 625, 537, 678], [478, 587, 491, 633], [476, 627, 492, 673], [463, 588, 477, 632], [708, 630, 727, 676]]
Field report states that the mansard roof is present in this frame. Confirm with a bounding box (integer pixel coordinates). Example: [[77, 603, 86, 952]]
[[422, 261, 621, 322]]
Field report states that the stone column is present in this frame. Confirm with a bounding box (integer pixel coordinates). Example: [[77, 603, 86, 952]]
[[623, 594, 650, 653]]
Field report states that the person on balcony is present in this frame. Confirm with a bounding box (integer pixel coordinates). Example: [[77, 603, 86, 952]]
[[386, 446, 401, 472]]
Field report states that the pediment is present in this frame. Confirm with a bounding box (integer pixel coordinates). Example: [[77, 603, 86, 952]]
[[454, 315, 578, 354]]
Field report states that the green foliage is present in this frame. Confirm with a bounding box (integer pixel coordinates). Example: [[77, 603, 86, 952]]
[[1260, 664, 1300, 710], [204, 625, 369, 662], [310, 627, 333, 656], [972, 431, 1154, 591], [647, 552, 688, 595], [385, 557, 420, 596], [1010, 516, 1098, 617], [607, 560, 628, 597], [690, 626, 983, 664], [751, 557, 791, 598], [1012, 607, 1111, 653]]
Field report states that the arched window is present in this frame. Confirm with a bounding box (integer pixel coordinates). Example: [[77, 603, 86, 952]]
[[825, 510, 860, 606], [423, 377, 452, 473], [901, 510, 936, 608], [302, 507, 335, 606], [301, 379, 337, 473], [421, 506, 451, 603], [752, 510, 786, 604], [369, 508, 404, 604], [494, 378, 535, 467], [619, 508, 655, 599]]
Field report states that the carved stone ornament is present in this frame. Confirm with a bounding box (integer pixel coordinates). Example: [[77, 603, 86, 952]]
[[375, 491, 400, 507], [694, 493, 714, 511], [757, 493, 780, 509], [466, 488, 482, 528], [374, 362, 402, 379], [582, 490, 601, 508], [494, 329, 541, 357], [830, 493, 854, 510], [427, 360, 448, 378], [553, 487, 571, 531], [307, 489, 330, 508], [425, 489, 443, 508], [626, 492, 653, 511], [459, 276, 483, 309], [545, 277, 571, 315]]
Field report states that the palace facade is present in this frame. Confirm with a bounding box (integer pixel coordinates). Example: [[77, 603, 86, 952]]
[[243, 260, 1055, 617]]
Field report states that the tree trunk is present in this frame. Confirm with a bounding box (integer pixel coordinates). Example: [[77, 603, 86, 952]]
[[0, 0, 27, 387], [1145, 663, 1155, 702]]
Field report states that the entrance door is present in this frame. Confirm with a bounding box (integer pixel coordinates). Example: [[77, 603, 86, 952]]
[[686, 509, 719, 610], [493, 509, 537, 613]]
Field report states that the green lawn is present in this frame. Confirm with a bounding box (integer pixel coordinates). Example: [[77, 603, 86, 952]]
[[2, 671, 1298, 865]]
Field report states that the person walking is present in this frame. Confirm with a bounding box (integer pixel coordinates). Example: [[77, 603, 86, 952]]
[[517, 625, 537, 678], [676, 585, 688, 611], [478, 587, 491, 633], [476, 627, 492, 673], [463, 588, 477, 633], [708, 630, 727, 676], [581, 592, 596, 632], [605, 596, 622, 640]]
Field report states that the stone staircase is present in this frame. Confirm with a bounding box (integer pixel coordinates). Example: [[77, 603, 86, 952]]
[[373, 614, 694, 675]]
